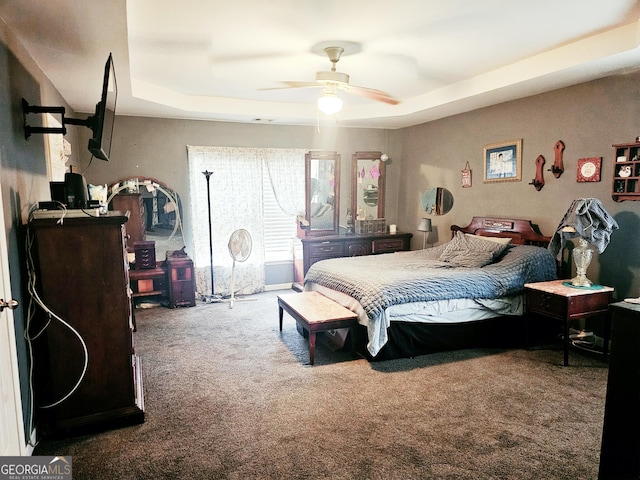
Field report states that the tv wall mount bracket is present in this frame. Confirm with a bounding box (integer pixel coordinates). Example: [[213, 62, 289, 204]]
[[22, 98, 93, 140]]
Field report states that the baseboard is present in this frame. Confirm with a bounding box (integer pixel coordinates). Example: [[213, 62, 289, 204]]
[[264, 283, 294, 292]]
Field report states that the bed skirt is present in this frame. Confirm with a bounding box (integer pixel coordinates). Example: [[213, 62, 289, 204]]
[[353, 315, 528, 361]]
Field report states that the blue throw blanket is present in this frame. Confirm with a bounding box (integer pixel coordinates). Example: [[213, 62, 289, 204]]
[[304, 244, 557, 356]]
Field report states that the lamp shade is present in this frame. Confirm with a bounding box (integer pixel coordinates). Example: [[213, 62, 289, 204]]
[[417, 218, 432, 232], [317, 92, 343, 115], [548, 197, 618, 260], [548, 198, 619, 287]]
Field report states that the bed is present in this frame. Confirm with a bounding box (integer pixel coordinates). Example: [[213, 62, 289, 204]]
[[303, 217, 558, 360]]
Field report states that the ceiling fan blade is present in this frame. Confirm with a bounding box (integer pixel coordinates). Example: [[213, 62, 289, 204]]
[[258, 81, 322, 91], [342, 84, 400, 105]]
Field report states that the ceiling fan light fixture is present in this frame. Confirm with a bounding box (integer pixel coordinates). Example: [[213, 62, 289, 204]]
[[317, 91, 343, 115]]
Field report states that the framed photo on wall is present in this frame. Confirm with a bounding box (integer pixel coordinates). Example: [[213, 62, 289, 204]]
[[483, 139, 522, 183], [576, 157, 602, 182]]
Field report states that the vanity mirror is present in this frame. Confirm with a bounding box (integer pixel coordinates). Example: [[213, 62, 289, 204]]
[[352, 151, 385, 223], [421, 187, 454, 215], [302, 151, 340, 236], [108, 177, 184, 257]]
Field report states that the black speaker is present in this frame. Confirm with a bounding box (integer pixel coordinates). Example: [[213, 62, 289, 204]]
[[49, 181, 66, 205], [64, 173, 88, 209]]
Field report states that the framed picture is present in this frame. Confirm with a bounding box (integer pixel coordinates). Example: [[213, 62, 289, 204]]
[[483, 139, 522, 183], [577, 157, 601, 182]]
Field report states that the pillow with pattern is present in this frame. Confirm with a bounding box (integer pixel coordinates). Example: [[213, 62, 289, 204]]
[[464, 233, 512, 245], [439, 231, 510, 267]]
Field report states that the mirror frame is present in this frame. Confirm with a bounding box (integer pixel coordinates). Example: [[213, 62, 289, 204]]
[[108, 176, 184, 255], [421, 187, 454, 215], [352, 151, 386, 222], [304, 151, 340, 237]]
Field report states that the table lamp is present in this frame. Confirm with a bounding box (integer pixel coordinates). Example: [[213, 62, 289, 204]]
[[569, 235, 594, 287], [417, 218, 432, 249], [548, 198, 618, 287]]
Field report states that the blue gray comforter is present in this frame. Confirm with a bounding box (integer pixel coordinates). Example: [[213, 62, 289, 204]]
[[304, 244, 557, 355]]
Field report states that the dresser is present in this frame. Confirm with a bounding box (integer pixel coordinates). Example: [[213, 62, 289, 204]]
[[599, 301, 640, 479], [295, 232, 412, 287], [29, 212, 144, 437]]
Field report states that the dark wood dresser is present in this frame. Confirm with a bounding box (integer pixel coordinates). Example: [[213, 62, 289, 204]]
[[295, 232, 412, 287], [599, 301, 640, 479], [29, 212, 144, 437]]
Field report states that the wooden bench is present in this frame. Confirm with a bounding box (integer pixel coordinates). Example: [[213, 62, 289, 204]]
[[278, 291, 359, 365]]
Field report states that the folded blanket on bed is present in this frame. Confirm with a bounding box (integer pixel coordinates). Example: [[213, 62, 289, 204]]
[[304, 244, 557, 356]]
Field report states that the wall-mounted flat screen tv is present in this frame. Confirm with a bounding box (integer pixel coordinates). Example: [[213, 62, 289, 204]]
[[87, 53, 117, 161]]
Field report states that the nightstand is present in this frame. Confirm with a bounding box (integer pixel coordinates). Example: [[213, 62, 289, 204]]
[[524, 279, 614, 366], [166, 251, 196, 308], [129, 265, 167, 303]]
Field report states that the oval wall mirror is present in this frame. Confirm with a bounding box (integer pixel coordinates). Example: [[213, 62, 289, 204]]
[[421, 187, 454, 215], [351, 151, 385, 222], [108, 177, 185, 257]]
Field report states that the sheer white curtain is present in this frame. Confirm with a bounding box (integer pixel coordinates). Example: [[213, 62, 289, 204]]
[[187, 146, 306, 297], [187, 146, 265, 297], [263, 148, 306, 217]]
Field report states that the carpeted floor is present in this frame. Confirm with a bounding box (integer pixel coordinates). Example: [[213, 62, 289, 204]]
[[34, 289, 609, 479]]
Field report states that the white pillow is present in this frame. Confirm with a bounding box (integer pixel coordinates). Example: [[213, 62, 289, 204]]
[[464, 233, 512, 245], [439, 231, 510, 267]]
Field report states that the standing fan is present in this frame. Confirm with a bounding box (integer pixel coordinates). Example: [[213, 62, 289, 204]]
[[226, 228, 253, 308]]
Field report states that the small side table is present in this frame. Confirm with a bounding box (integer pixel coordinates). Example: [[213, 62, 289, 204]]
[[166, 251, 196, 308], [129, 265, 167, 301], [524, 279, 614, 366]]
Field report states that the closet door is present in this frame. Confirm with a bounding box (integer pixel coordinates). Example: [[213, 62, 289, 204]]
[[0, 182, 26, 454]]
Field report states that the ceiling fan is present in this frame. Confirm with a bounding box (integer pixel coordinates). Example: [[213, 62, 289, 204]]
[[262, 46, 400, 114]]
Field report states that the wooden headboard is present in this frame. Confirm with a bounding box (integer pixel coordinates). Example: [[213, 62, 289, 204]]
[[451, 216, 551, 247]]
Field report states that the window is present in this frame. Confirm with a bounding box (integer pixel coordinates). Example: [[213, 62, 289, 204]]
[[187, 146, 305, 295], [262, 168, 297, 262]]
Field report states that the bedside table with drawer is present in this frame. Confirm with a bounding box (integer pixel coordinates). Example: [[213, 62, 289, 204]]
[[524, 279, 614, 366]]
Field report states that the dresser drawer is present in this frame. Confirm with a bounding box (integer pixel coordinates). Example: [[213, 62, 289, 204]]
[[308, 242, 344, 258], [345, 241, 369, 257], [526, 290, 567, 318], [526, 288, 611, 320], [372, 238, 406, 254]]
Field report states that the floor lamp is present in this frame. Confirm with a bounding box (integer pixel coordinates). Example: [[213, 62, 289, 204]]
[[417, 218, 432, 249], [202, 170, 215, 298]]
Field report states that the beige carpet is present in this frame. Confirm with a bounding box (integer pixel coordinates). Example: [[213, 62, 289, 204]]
[[34, 290, 609, 479]]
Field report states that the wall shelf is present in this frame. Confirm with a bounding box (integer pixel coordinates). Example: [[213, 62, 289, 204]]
[[612, 142, 640, 202]]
